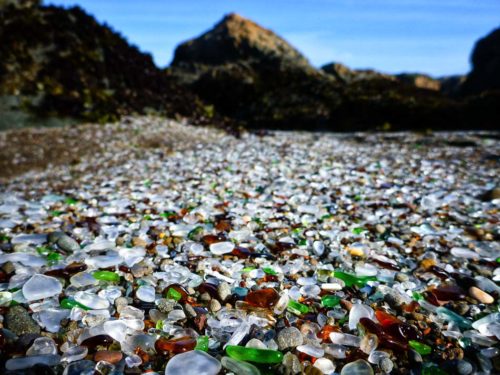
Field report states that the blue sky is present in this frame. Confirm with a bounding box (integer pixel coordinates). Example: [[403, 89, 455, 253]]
[[46, 0, 500, 77]]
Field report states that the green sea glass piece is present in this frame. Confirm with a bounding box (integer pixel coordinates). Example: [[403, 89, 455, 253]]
[[60, 298, 91, 310], [225, 345, 283, 364], [166, 287, 182, 301], [93, 271, 120, 282], [262, 267, 277, 276], [321, 295, 341, 308], [195, 336, 209, 352], [409, 340, 432, 355], [332, 271, 377, 287], [287, 300, 309, 315]]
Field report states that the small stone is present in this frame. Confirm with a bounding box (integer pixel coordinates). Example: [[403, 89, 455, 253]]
[[165, 350, 221, 375], [114, 296, 128, 313], [379, 357, 394, 373], [277, 327, 303, 350], [156, 298, 176, 313], [209, 299, 222, 312], [468, 286, 494, 304], [375, 224, 386, 234], [49, 231, 80, 252], [282, 352, 303, 374], [5, 305, 41, 335], [217, 282, 231, 301], [22, 274, 63, 301], [132, 237, 147, 247], [94, 350, 123, 364], [56, 234, 80, 252], [340, 359, 374, 375]]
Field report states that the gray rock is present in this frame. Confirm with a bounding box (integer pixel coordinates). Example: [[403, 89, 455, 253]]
[[217, 282, 231, 301], [277, 326, 303, 350], [5, 305, 41, 336]]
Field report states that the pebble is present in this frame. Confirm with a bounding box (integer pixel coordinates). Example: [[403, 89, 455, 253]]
[[164, 350, 221, 375], [22, 274, 63, 301], [277, 327, 303, 350], [209, 298, 222, 312], [217, 282, 232, 301], [0, 125, 497, 374], [5, 305, 41, 335], [468, 286, 494, 304]]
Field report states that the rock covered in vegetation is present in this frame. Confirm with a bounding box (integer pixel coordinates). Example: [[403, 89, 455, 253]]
[[0, 0, 214, 127]]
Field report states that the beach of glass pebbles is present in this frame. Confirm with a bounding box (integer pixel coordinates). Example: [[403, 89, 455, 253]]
[[0, 117, 499, 374]]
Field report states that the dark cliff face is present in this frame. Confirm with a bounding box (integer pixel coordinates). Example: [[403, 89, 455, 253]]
[[0, 1, 212, 126], [171, 13, 343, 130], [461, 27, 500, 95], [171, 14, 500, 131]]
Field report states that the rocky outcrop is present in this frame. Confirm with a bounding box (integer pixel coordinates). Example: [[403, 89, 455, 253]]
[[171, 13, 342, 129], [0, 1, 214, 128], [173, 13, 310, 72], [172, 14, 491, 131], [396, 73, 441, 91], [321, 62, 396, 84], [461, 27, 500, 95]]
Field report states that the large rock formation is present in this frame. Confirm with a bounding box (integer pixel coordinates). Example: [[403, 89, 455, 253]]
[[172, 14, 480, 131], [171, 13, 343, 129], [461, 27, 500, 95], [172, 13, 310, 75], [321, 62, 396, 84], [0, 0, 213, 128]]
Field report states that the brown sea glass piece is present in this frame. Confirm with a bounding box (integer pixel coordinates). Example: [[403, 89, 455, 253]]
[[198, 283, 219, 299], [431, 285, 466, 301], [245, 288, 279, 308], [155, 336, 196, 355], [359, 318, 408, 352], [81, 335, 114, 351], [317, 324, 340, 342], [231, 246, 252, 259]]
